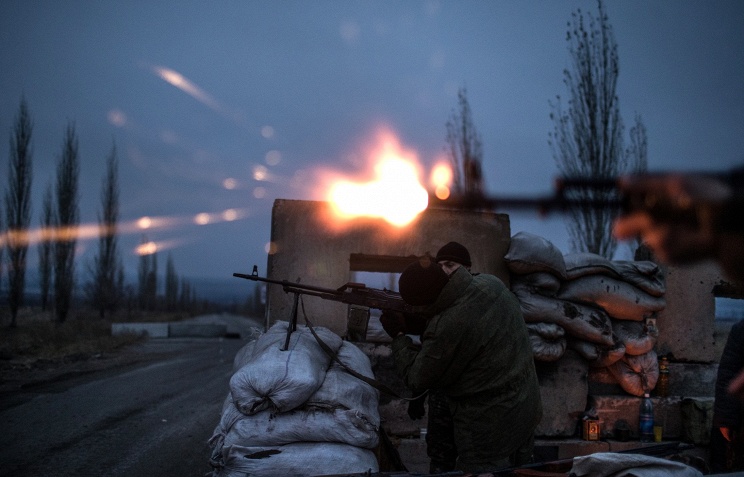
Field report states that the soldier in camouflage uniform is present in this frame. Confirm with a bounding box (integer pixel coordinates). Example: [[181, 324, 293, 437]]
[[381, 257, 542, 474]]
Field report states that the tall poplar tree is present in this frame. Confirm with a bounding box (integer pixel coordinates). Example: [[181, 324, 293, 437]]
[[86, 143, 124, 318], [549, 0, 626, 258], [38, 184, 53, 312], [53, 123, 80, 323], [5, 99, 33, 328], [445, 87, 485, 195]]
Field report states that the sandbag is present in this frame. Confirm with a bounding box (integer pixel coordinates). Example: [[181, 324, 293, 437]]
[[219, 404, 379, 449], [557, 275, 666, 321], [564, 254, 665, 297], [527, 326, 566, 362], [608, 350, 659, 397], [526, 322, 566, 340], [564, 252, 620, 280], [568, 337, 626, 368], [230, 321, 343, 415], [306, 341, 380, 426], [511, 272, 561, 295], [512, 283, 614, 346], [214, 442, 379, 477], [504, 232, 567, 279], [613, 319, 658, 356], [613, 260, 665, 297]]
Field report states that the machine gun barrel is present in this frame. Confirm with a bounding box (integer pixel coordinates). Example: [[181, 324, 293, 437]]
[[233, 265, 415, 314], [428, 176, 625, 214]]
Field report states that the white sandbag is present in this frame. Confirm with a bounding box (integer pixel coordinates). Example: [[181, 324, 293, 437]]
[[564, 252, 620, 280], [527, 324, 566, 362], [613, 319, 658, 356], [208, 394, 237, 467], [232, 340, 257, 372], [511, 272, 561, 295], [564, 254, 665, 297], [568, 337, 626, 368], [213, 442, 379, 477], [608, 350, 659, 397], [221, 407, 379, 450], [230, 321, 343, 415], [613, 260, 665, 297], [526, 322, 566, 340], [306, 341, 380, 427], [504, 232, 567, 279], [557, 275, 666, 321], [512, 283, 614, 346]]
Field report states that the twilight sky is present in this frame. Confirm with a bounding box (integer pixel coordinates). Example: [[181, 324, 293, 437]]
[[1, 1, 743, 293]]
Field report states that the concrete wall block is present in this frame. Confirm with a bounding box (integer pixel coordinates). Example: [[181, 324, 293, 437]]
[[590, 395, 683, 440], [668, 363, 717, 398], [111, 322, 169, 338], [657, 262, 720, 362], [535, 350, 588, 437], [266, 199, 511, 337]]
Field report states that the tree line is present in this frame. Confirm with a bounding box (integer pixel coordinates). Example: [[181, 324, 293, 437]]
[[1, 99, 204, 327]]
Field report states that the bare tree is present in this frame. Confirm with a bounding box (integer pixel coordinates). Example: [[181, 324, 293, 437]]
[[626, 114, 648, 174], [445, 87, 485, 195], [625, 114, 649, 258], [164, 252, 178, 311], [179, 279, 192, 311], [5, 99, 34, 328], [137, 236, 158, 311], [549, 0, 628, 258], [85, 143, 124, 318], [53, 123, 80, 323], [137, 236, 150, 310], [38, 184, 53, 312]]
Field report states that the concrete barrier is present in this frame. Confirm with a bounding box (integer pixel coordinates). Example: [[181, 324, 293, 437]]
[[111, 322, 169, 338], [168, 323, 227, 338]]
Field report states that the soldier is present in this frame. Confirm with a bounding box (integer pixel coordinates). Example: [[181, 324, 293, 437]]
[[381, 257, 542, 473]]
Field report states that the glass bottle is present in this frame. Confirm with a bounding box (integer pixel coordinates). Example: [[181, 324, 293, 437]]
[[639, 393, 654, 442]]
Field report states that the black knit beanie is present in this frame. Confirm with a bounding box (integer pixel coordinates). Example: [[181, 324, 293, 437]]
[[435, 241, 471, 267], [398, 257, 450, 306]]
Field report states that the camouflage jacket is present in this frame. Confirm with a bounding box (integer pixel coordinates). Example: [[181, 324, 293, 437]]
[[391, 266, 542, 468]]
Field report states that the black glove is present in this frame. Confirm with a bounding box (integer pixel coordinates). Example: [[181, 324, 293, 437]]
[[380, 311, 406, 338], [407, 393, 427, 420]]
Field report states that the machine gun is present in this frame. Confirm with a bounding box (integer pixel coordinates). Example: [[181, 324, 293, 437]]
[[428, 172, 731, 228], [234, 265, 416, 344]]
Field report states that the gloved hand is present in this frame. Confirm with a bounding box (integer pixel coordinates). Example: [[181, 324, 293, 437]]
[[407, 393, 427, 420], [379, 311, 406, 338]]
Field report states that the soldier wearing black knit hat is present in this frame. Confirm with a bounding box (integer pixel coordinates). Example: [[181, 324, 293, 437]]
[[435, 241, 471, 275], [381, 254, 542, 474]]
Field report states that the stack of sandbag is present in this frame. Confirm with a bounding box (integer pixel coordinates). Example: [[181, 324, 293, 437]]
[[209, 321, 381, 477], [505, 232, 666, 396]]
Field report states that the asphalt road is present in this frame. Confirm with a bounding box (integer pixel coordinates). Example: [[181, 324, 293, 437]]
[[0, 314, 262, 477]]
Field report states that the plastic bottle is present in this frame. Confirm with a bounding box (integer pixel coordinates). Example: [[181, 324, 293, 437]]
[[656, 356, 670, 397], [639, 393, 654, 442]]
